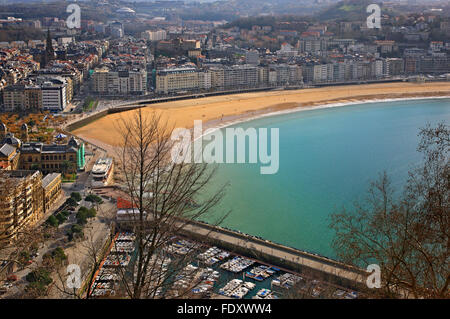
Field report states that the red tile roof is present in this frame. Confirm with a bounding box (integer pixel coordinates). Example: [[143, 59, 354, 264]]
[[117, 197, 136, 209]]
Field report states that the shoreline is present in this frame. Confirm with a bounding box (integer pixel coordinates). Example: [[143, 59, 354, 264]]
[[72, 82, 450, 152], [71, 85, 450, 263], [198, 94, 450, 140]]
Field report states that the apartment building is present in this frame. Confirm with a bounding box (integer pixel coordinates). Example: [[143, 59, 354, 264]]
[[419, 55, 450, 74], [2, 85, 25, 111], [2, 78, 68, 112], [25, 86, 43, 110], [42, 173, 62, 214], [40, 79, 67, 111], [156, 67, 199, 94], [92, 67, 147, 95], [92, 67, 110, 93], [198, 71, 212, 90], [223, 65, 259, 89], [0, 170, 43, 244], [385, 58, 404, 76], [303, 60, 385, 84], [141, 30, 167, 41], [264, 64, 302, 86], [210, 68, 225, 89]]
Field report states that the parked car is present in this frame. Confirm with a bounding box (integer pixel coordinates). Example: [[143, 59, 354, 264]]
[[6, 274, 17, 282]]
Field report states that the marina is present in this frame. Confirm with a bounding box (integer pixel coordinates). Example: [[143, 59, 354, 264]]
[[88, 233, 364, 299], [218, 279, 256, 299], [253, 288, 278, 300], [220, 256, 255, 273], [197, 246, 230, 266], [245, 265, 280, 282]]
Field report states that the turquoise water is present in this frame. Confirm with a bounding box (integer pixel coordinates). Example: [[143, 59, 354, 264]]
[[202, 98, 450, 259]]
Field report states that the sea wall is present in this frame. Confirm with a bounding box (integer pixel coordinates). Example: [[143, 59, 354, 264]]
[[178, 220, 367, 290]]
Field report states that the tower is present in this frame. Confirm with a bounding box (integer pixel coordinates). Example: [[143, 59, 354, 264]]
[[21, 123, 29, 142], [45, 29, 55, 67]]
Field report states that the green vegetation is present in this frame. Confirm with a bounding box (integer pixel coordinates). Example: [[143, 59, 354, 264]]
[[0, 26, 44, 42], [25, 267, 53, 295], [51, 247, 67, 266], [65, 197, 77, 207], [317, 0, 374, 21], [83, 96, 98, 111], [46, 215, 59, 227], [65, 206, 96, 241], [46, 210, 71, 228], [55, 213, 67, 224], [85, 194, 103, 205], [68, 224, 84, 241], [62, 173, 77, 183], [76, 206, 96, 225], [71, 224, 83, 234], [70, 192, 82, 202], [60, 210, 70, 218]]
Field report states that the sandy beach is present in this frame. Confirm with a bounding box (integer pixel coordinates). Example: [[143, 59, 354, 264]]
[[72, 82, 450, 151]]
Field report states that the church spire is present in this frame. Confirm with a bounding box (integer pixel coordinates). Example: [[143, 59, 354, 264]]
[[45, 29, 55, 66]]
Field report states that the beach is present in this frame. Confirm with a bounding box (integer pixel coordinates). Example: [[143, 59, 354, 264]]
[[72, 82, 450, 151]]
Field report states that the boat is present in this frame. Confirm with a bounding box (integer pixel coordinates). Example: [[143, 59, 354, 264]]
[[91, 157, 114, 186]]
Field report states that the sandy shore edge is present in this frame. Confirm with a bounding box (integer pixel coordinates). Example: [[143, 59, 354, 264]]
[[72, 83, 450, 153], [198, 93, 450, 140]]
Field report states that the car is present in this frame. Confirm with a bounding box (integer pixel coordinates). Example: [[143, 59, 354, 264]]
[[6, 275, 17, 282]]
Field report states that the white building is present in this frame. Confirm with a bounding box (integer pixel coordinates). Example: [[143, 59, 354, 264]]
[[41, 81, 67, 111], [198, 71, 212, 90], [92, 67, 147, 95], [156, 67, 199, 94], [141, 30, 167, 41]]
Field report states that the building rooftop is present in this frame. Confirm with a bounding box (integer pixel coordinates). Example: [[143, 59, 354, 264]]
[[0, 143, 16, 158], [42, 172, 61, 189]]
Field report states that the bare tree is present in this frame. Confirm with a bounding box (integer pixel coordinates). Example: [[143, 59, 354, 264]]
[[104, 109, 229, 299], [330, 123, 449, 299]]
